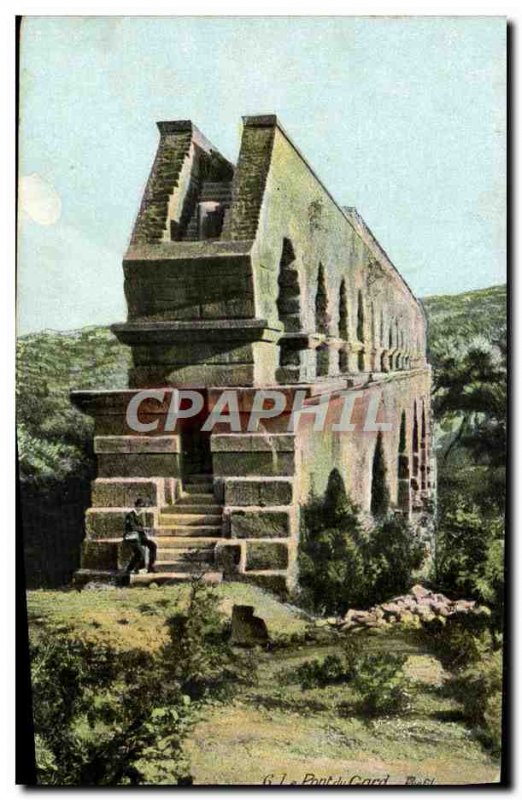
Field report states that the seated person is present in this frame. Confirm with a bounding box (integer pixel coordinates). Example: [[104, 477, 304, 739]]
[[123, 498, 157, 574]]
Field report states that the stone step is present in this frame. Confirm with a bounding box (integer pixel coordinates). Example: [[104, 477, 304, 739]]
[[200, 182, 232, 201], [154, 525, 223, 536], [162, 504, 222, 514], [153, 560, 215, 573], [130, 571, 223, 586], [152, 535, 220, 548], [176, 492, 215, 508], [183, 483, 214, 497], [185, 474, 214, 483], [156, 546, 215, 559], [159, 513, 222, 527]]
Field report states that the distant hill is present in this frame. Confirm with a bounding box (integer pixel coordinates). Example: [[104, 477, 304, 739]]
[[421, 284, 506, 360], [17, 325, 130, 396]]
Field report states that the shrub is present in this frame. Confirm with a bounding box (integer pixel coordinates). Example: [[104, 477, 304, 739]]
[[445, 650, 503, 757], [298, 470, 369, 615], [163, 577, 255, 700], [363, 514, 425, 604], [298, 471, 427, 615], [31, 577, 254, 785], [293, 654, 351, 690], [418, 612, 491, 671], [352, 653, 412, 716]]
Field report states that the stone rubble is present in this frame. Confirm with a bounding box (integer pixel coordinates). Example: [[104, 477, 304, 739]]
[[321, 585, 490, 632]]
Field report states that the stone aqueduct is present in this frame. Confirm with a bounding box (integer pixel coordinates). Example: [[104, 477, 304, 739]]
[[72, 114, 435, 592]]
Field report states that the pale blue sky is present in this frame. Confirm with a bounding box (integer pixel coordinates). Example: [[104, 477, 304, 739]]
[[18, 16, 506, 334]]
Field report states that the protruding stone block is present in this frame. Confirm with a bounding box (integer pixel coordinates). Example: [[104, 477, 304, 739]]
[[245, 541, 289, 571], [229, 509, 292, 538], [224, 478, 293, 507], [85, 508, 155, 539]]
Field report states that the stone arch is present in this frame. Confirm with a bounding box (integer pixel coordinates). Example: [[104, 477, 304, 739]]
[[397, 410, 411, 513], [380, 308, 388, 371], [338, 279, 349, 372], [315, 263, 330, 376], [371, 431, 390, 518], [392, 318, 400, 370], [411, 400, 420, 496], [315, 263, 329, 335], [420, 399, 427, 490], [399, 328, 405, 369], [356, 289, 365, 371], [387, 320, 395, 371], [276, 237, 301, 333]]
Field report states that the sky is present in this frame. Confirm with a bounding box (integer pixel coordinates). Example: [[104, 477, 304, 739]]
[[18, 16, 506, 334]]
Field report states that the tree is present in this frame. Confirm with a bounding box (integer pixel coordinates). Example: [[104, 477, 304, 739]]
[[370, 432, 390, 519]]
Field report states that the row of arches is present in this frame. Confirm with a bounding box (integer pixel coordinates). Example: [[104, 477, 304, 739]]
[[370, 398, 432, 518], [276, 238, 422, 377]]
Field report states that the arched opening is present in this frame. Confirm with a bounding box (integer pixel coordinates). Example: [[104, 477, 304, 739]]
[[357, 290, 365, 371], [315, 263, 329, 335], [380, 309, 387, 371], [421, 401, 427, 490], [315, 263, 330, 377], [397, 411, 411, 513], [371, 431, 390, 518], [387, 322, 395, 371], [338, 279, 349, 372], [276, 238, 301, 333], [394, 319, 400, 370], [316, 344, 329, 377], [411, 401, 420, 494], [356, 290, 364, 341]]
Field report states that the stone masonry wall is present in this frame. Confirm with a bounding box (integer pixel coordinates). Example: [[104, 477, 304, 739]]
[[71, 115, 435, 593]]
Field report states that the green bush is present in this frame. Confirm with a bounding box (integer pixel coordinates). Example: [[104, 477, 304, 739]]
[[446, 650, 503, 757], [298, 470, 369, 615], [298, 470, 426, 615], [162, 578, 256, 700], [363, 515, 425, 604], [418, 611, 491, 671], [293, 654, 352, 690], [352, 653, 412, 716], [433, 498, 504, 629], [287, 644, 412, 719], [31, 578, 254, 785]]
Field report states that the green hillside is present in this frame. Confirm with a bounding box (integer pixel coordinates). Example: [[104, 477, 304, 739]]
[[17, 326, 130, 483], [422, 284, 506, 360]]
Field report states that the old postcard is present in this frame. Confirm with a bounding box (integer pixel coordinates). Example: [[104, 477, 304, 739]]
[[17, 15, 507, 786]]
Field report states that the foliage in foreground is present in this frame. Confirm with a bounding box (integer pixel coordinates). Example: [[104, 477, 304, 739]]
[[417, 610, 503, 758], [433, 499, 504, 628], [288, 644, 412, 717], [298, 469, 424, 616], [31, 579, 254, 785]]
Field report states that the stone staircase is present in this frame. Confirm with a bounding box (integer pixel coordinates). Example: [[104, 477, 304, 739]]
[[130, 474, 224, 586], [183, 180, 233, 240]]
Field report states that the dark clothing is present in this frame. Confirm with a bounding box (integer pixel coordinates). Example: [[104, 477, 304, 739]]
[[125, 509, 145, 537], [124, 535, 157, 573], [123, 509, 157, 573]]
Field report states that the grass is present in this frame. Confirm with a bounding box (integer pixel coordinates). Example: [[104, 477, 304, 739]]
[[27, 585, 501, 786], [27, 583, 310, 652], [186, 648, 499, 786]]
